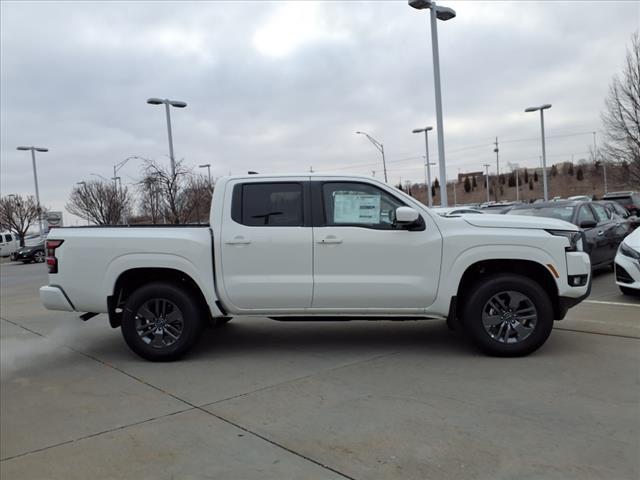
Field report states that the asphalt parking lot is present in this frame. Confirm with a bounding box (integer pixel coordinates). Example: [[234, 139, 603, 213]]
[[1, 261, 638, 480]]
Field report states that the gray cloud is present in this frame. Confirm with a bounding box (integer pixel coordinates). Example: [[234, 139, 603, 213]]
[[1, 1, 638, 223]]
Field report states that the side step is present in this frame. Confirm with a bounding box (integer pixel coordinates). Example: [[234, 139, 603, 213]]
[[268, 316, 434, 321], [79, 312, 99, 321]]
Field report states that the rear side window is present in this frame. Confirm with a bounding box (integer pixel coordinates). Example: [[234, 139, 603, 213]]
[[233, 183, 303, 226], [5, 234, 12, 242]]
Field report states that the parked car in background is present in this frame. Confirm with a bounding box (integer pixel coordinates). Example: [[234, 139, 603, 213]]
[[13, 242, 45, 263], [614, 228, 640, 295], [479, 201, 519, 214], [568, 195, 593, 201], [602, 191, 640, 216], [431, 207, 484, 216], [598, 200, 639, 230], [0, 232, 19, 257], [507, 200, 631, 270]]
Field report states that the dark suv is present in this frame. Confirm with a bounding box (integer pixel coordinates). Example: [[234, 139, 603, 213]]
[[602, 191, 640, 216]]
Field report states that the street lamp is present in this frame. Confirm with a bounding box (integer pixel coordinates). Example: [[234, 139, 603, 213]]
[[16, 146, 48, 238], [525, 104, 552, 201], [409, 0, 456, 207], [147, 97, 187, 178], [355, 131, 388, 182], [412, 126, 435, 207], [199, 163, 212, 184]]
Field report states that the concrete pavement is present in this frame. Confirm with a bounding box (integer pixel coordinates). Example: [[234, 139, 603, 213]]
[[1, 262, 639, 479]]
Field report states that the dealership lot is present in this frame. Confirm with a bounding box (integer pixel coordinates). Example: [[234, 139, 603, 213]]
[[1, 262, 638, 479]]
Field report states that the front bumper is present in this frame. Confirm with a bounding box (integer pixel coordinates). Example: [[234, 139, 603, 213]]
[[615, 251, 640, 291], [40, 286, 75, 312], [556, 274, 592, 320]]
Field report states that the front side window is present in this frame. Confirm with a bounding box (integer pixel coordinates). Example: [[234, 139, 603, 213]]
[[6, 234, 12, 242], [239, 183, 303, 226], [322, 182, 404, 229], [577, 206, 596, 225], [591, 204, 609, 223]]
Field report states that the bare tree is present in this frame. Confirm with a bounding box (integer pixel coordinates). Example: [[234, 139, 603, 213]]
[[138, 174, 164, 223], [601, 32, 640, 185], [66, 180, 131, 225], [140, 159, 193, 224], [184, 174, 213, 224], [0, 195, 41, 246]]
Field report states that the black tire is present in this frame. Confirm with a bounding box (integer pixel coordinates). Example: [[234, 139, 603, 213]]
[[620, 286, 638, 296], [461, 274, 554, 357], [121, 282, 204, 361]]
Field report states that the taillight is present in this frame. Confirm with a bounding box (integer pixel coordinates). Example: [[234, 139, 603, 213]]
[[46, 240, 64, 273]]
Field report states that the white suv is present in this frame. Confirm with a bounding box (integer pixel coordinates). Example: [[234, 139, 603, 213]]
[[615, 228, 640, 295]]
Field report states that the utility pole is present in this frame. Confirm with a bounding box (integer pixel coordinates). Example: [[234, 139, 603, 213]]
[[452, 179, 457, 206], [493, 137, 500, 202], [483, 164, 491, 203], [309, 166, 314, 173]]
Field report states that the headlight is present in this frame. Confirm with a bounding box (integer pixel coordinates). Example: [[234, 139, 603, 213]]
[[546, 230, 583, 252], [619, 242, 640, 260]]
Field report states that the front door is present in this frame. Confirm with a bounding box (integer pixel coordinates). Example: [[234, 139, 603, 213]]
[[219, 179, 313, 311], [311, 180, 442, 311]]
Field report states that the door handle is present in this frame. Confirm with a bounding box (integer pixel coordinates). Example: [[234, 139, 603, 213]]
[[225, 236, 251, 245], [597, 230, 604, 236], [317, 236, 343, 244]]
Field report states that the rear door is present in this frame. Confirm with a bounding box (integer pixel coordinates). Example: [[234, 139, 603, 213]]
[[310, 180, 442, 311], [219, 179, 313, 311], [591, 203, 618, 265]]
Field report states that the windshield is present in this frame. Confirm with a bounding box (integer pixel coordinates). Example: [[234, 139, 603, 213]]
[[507, 206, 575, 222]]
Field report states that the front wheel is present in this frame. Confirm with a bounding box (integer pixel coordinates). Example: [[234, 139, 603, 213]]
[[121, 282, 204, 361], [461, 274, 554, 357]]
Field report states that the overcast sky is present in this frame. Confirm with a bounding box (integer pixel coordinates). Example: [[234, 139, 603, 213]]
[[1, 1, 639, 223]]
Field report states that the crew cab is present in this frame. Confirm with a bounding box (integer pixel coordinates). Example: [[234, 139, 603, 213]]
[[40, 174, 591, 361]]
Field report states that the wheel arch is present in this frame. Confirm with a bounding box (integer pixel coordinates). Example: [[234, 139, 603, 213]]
[[108, 267, 220, 328], [456, 259, 562, 320]]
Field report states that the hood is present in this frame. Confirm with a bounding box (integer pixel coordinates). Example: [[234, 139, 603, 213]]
[[623, 228, 640, 249], [463, 213, 578, 231]]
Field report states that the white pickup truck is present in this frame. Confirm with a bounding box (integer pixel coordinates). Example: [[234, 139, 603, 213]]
[[40, 174, 591, 361]]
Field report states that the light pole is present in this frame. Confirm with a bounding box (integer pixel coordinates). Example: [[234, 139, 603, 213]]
[[409, 0, 456, 207], [525, 104, 552, 201], [355, 131, 387, 182], [412, 126, 434, 207], [483, 163, 491, 203], [593, 131, 607, 194], [147, 98, 187, 178], [493, 138, 500, 202], [199, 163, 212, 184], [16, 146, 47, 238]]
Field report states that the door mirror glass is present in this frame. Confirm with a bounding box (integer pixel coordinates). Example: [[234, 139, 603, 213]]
[[396, 207, 419, 224], [579, 220, 597, 229]]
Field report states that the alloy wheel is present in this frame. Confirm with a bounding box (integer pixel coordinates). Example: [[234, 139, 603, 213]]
[[481, 290, 538, 344]]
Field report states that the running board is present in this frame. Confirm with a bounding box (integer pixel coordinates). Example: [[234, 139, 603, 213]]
[[79, 312, 99, 321], [268, 316, 434, 322]]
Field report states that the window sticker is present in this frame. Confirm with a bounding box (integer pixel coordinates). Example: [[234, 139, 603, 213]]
[[333, 192, 381, 224]]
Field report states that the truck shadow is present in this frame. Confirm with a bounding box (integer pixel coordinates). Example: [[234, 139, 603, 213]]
[[190, 319, 474, 358]]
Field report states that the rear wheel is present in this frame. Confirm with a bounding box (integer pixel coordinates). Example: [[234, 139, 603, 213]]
[[121, 282, 204, 361], [461, 274, 554, 357]]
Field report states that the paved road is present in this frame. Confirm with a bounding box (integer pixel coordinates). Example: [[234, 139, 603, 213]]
[[1, 262, 638, 479]]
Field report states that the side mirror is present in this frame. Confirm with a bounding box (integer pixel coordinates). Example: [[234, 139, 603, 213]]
[[579, 220, 597, 229], [396, 206, 419, 224]]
